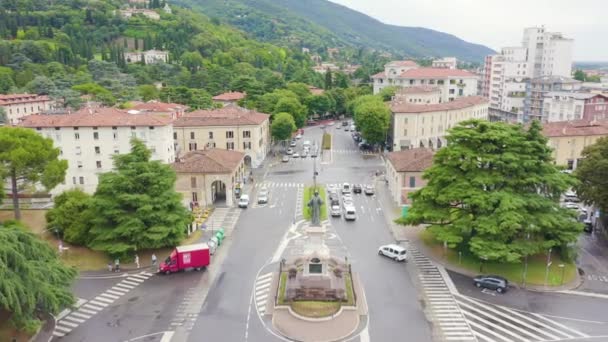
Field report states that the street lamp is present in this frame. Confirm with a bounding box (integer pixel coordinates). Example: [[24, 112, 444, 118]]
[[544, 248, 553, 287], [559, 264, 566, 285]]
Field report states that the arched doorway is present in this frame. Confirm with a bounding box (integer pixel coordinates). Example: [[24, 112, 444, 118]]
[[244, 155, 252, 167], [428, 139, 434, 149], [437, 138, 443, 149], [211, 180, 227, 206], [419, 141, 424, 148]]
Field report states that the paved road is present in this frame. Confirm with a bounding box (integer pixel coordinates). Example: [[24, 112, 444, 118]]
[[576, 232, 608, 294]]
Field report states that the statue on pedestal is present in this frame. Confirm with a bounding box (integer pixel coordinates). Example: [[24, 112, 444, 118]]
[[308, 190, 324, 226]]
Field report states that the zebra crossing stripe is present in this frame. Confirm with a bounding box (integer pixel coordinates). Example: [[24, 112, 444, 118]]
[[126, 277, 145, 283], [129, 274, 150, 280], [93, 296, 114, 304], [116, 283, 135, 290], [88, 300, 109, 307], [54, 325, 72, 333], [532, 313, 589, 338], [107, 289, 125, 296], [121, 280, 140, 286], [71, 311, 92, 319], [466, 319, 514, 342], [58, 320, 78, 328], [63, 315, 85, 323], [83, 303, 104, 311], [78, 308, 97, 315], [52, 331, 66, 337], [100, 293, 120, 300], [458, 300, 538, 341]]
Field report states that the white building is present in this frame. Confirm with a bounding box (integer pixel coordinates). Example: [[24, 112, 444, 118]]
[[119, 8, 160, 20], [522, 27, 573, 78], [432, 57, 457, 69], [124, 50, 168, 64], [19, 107, 175, 195], [0, 94, 53, 125], [372, 60, 478, 102]]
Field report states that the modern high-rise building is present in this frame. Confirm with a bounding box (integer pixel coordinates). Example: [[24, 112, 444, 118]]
[[482, 26, 574, 122]]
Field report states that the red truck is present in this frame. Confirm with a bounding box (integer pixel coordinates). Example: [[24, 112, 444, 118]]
[[159, 243, 210, 274]]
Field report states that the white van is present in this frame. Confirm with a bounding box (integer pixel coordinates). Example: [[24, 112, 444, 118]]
[[238, 195, 250, 208], [342, 183, 351, 194], [344, 206, 356, 221], [378, 244, 407, 261]]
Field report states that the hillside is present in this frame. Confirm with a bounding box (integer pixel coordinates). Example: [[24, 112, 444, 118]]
[[176, 0, 495, 62]]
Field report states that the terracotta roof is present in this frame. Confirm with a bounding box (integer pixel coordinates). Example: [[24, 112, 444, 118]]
[[131, 101, 188, 112], [386, 148, 434, 172], [172, 149, 245, 174], [173, 105, 269, 127], [390, 96, 488, 113], [0, 93, 50, 105], [400, 68, 477, 78], [371, 71, 386, 79], [542, 119, 608, 138], [19, 107, 172, 127], [212, 92, 246, 101], [397, 86, 440, 94], [386, 60, 419, 67]]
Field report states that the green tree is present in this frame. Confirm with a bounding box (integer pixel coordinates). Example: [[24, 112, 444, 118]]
[[137, 84, 160, 101], [0, 66, 15, 93], [0, 127, 68, 220], [353, 96, 390, 144], [88, 139, 190, 256], [573, 69, 586, 82], [0, 107, 5, 124], [378, 86, 398, 101], [46, 189, 93, 246], [180, 51, 204, 72], [402, 120, 581, 262], [271, 112, 296, 141], [274, 97, 307, 128], [305, 94, 331, 117], [286, 82, 312, 101], [324, 69, 333, 89], [0, 222, 77, 333], [574, 137, 608, 214]]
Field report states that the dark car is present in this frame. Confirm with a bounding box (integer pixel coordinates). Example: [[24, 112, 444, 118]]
[[342, 121, 348, 126], [353, 184, 362, 194], [583, 219, 593, 233], [473, 275, 508, 293]]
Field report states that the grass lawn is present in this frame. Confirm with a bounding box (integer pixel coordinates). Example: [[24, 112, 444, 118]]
[[303, 186, 327, 221], [420, 230, 577, 286], [322, 133, 331, 150], [278, 272, 287, 305], [291, 301, 341, 318], [344, 273, 355, 306]]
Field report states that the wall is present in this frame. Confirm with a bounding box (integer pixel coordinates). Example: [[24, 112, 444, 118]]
[[548, 135, 605, 169], [174, 163, 245, 208], [3, 99, 52, 125]]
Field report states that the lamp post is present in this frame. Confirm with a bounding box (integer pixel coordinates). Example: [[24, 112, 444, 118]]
[[544, 248, 553, 287]]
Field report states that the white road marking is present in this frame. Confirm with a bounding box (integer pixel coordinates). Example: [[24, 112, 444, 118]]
[[78, 308, 97, 315], [126, 277, 144, 283], [83, 303, 104, 311], [70, 311, 92, 319], [107, 289, 125, 296], [58, 320, 78, 328], [93, 296, 114, 304], [63, 315, 85, 323], [88, 300, 109, 307], [54, 325, 72, 333], [160, 331, 175, 342]]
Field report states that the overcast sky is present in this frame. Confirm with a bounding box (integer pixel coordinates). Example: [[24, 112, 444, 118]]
[[328, 0, 605, 61]]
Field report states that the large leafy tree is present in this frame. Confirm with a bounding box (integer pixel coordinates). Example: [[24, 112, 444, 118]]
[[0, 222, 77, 333], [271, 112, 296, 141], [574, 137, 608, 214], [352, 96, 390, 144], [0, 127, 68, 220], [88, 139, 190, 256], [403, 120, 581, 262], [45, 189, 94, 246], [274, 97, 307, 128]]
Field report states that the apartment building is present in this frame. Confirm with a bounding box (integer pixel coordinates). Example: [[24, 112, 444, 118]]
[[522, 27, 573, 78], [543, 93, 608, 122], [372, 60, 478, 102], [173, 105, 270, 167], [0, 94, 53, 125], [388, 95, 489, 151], [19, 107, 175, 194], [526, 76, 581, 122], [432, 57, 457, 69], [385, 148, 434, 206], [124, 50, 168, 64], [543, 119, 608, 170]]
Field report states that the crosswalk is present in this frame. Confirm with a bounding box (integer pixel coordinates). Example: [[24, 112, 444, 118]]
[[252, 182, 376, 190], [586, 274, 608, 282], [254, 272, 273, 316], [332, 149, 378, 156], [52, 271, 154, 339], [454, 294, 589, 342]]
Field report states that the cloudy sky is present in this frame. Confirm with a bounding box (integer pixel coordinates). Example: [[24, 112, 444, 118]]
[[328, 0, 605, 61]]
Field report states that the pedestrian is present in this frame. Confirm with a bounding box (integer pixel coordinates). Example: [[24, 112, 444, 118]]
[[114, 258, 120, 272], [151, 253, 157, 266], [135, 254, 140, 269], [107, 262, 113, 272]]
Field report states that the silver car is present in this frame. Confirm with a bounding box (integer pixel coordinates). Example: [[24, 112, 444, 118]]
[[258, 188, 269, 204]]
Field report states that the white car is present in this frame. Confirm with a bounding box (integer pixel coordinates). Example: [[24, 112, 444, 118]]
[[258, 188, 269, 204], [564, 202, 579, 210], [342, 193, 353, 202], [238, 195, 250, 208], [286, 148, 293, 155], [330, 205, 341, 217], [290, 141, 297, 147], [344, 206, 357, 221], [364, 185, 374, 195], [342, 183, 351, 194], [328, 121, 335, 126], [292, 153, 300, 158], [295, 134, 302, 139], [378, 244, 407, 261], [282, 155, 290, 163], [303, 140, 311, 148], [342, 199, 354, 209]]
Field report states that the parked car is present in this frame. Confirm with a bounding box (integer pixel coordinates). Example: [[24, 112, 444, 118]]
[[342, 183, 351, 194], [258, 188, 269, 204], [584, 219, 593, 233], [328, 189, 339, 201], [342, 193, 353, 202], [564, 202, 579, 210], [343, 199, 354, 209], [286, 148, 293, 155], [342, 121, 349, 126], [331, 198, 340, 207], [344, 205, 357, 221], [473, 275, 508, 293], [295, 134, 302, 139], [303, 140, 311, 148], [353, 184, 362, 194], [330, 205, 342, 217], [378, 244, 407, 261], [282, 155, 290, 163], [290, 140, 297, 147], [238, 195, 250, 208], [292, 153, 300, 158], [364, 185, 375, 195], [301, 150, 308, 158], [311, 150, 318, 158], [344, 126, 350, 132]]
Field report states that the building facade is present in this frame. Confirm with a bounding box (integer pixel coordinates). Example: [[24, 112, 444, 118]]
[[19, 107, 175, 195], [432, 57, 457, 69], [173, 105, 270, 168], [124, 50, 168, 64], [172, 149, 246, 208], [129, 101, 188, 119], [543, 119, 608, 170], [372, 60, 478, 102], [389, 96, 489, 151], [212, 92, 246, 106], [0, 94, 53, 125], [119, 8, 160, 20], [385, 148, 434, 206], [526, 76, 581, 122], [543, 93, 608, 122]]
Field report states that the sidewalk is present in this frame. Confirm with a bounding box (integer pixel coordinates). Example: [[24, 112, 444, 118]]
[[374, 182, 582, 292]]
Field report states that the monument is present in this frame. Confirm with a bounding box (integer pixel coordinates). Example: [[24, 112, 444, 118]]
[[307, 190, 324, 226]]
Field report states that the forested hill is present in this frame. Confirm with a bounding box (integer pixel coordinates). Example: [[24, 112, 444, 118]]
[[175, 0, 495, 62], [0, 0, 321, 108]]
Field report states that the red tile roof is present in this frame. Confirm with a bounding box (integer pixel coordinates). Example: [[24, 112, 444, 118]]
[[371, 71, 386, 79], [542, 119, 608, 137], [19, 107, 172, 127], [387, 61, 419, 67], [400, 68, 477, 78], [131, 101, 188, 112], [0, 93, 50, 105], [390, 96, 488, 113], [172, 149, 245, 174], [386, 148, 434, 172], [212, 92, 246, 101], [173, 105, 269, 127]]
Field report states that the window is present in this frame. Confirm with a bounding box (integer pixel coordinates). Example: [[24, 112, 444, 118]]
[[188, 142, 197, 151], [409, 176, 416, 188], [226, 131, 234, 138], [79, 176, 84, 185], [209, 132, 214, 139], [113, 131, 118, 140], [149, 126, 154, 130], [94, 146, 100, 154], [243, 142, 251, 150], [567, 159, 574, 170], [243, 130, 251, 138], [77, 161, 83, 169], [55, 134, 61, 142], [450, 79, 456, 85], [114, 148, 120, 154], [191, 177, 197, 188], [458, 89, 464, 96], [92, 131, 99, 140], [190, 132, 195, 139], [403, 118, 408, 124], [74, 132, 80, 140], [173, 132, 177, 140], [403, 129, 408, 136], [96, 161, 102, 169], [72, 177, 77, 185], [226, 142, 235, 150], [192, 192, 198, 202], [438, 80, 444, 85], [75, 146, 81, 155], [449, 89, 455, 94], [409, 79, 414, 85]]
